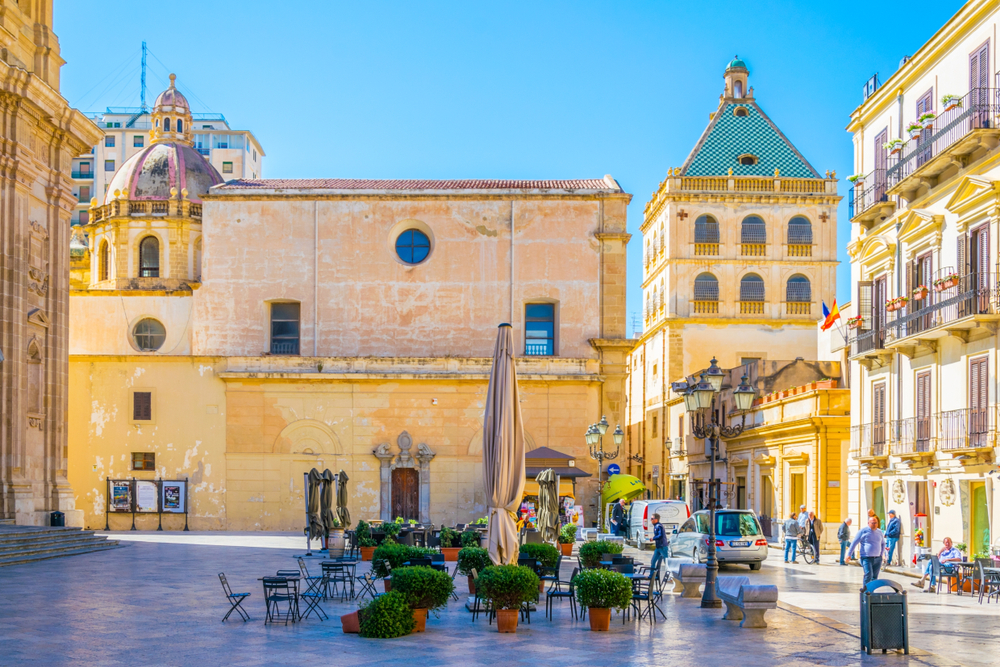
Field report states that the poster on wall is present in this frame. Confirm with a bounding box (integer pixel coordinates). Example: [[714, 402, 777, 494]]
[[110, 481, 132, 512], [161, 481, 186, 514], [135, 481, 159, 513]]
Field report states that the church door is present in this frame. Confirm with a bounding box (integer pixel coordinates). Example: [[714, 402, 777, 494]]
[[391, 468, 419, 521]]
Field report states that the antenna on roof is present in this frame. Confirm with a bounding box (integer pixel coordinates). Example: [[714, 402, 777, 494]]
[[140, 41, 147, 112]]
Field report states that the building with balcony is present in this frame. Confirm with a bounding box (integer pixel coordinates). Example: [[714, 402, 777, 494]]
[[624, 58, 840, 500], [846, 0, 1000, 567]]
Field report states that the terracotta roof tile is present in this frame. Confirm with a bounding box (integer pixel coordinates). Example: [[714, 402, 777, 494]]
[[214, 178, 619, 192]]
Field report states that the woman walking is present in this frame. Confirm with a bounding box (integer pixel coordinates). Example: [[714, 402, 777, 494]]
[[807, 512, 824, 564]]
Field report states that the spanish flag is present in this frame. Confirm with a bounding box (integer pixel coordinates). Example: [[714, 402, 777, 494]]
[[820, 299, 841, 331]]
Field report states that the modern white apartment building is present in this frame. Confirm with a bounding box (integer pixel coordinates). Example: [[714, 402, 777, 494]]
[[847, 0, 1000, 567], [70, 107, 264, 226]]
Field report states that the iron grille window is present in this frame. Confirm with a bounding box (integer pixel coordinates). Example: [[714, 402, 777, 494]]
[[525, 303, 554, 355], [694, 273, 719, 301], [270, 302, 300, 355], [132, 452, 155, 471], [740, 274, 765, 301], [787, 217, 812, 244], [139, 236, 159, 277], [741, 216, 767, 244], [786, 275, 811, 302], [133, 392, 152, 421], [694, 215, 720, 243]]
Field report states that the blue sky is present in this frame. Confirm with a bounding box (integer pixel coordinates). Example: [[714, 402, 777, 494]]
[[57, 1, 963, 331]]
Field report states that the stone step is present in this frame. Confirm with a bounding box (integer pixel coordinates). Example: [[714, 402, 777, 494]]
[[0, 542, 121, 568], [0, 525, 121, 567], [0, 535, 118, 558], [0, 519, 15, 526]]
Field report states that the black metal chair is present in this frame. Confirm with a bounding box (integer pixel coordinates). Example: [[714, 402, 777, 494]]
[[976, 560, 1000, 604], [538, 555, 562, 592], [219, 573, 251, 622], [322, 562, 352, 601], [470, 569, 489, 622], [545, 567, 579, 620], [262, 577, 295, 625], [450, 563, 461, 601], [297, 558, 325, 598], [299, 572, 329, 621], [628, 570, 664, 622], [356, 571, 381, 602], [931, 557, 960, 594]]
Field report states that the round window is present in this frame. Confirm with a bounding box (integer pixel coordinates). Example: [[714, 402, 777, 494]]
[[133, 318, 166, 352], [395, 229, 431, 264]]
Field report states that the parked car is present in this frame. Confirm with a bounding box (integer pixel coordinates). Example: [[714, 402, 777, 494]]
[[626, 500, 690, 550], [668, 509, 768, 570]]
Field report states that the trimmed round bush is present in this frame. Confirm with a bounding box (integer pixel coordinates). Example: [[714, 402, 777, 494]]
[[358, 591, 415, 638], [558, 524, 577, 544], [457, 547, 491, 576], [390, 566, 455, 610], [439, 526, 461, 547], [518, 543, 560, 568], [574, 569, 633, 610], [578, 540, 623, 568], [372, 544, 437, 578], [477, 564, 539, 610], [460, 530, 481, 548]]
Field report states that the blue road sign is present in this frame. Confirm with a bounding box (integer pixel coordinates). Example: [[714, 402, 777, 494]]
[[607, 463, 621, 476]]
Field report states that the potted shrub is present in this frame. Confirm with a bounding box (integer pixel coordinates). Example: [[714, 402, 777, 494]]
[[906, 122, 923, 140], [578, 540, 623, 568], [358, 590, 415, 638], [574, 568, 633, 631], [883, 138, 906, 155], [557, 523, 577, 556], [942, 94, 962, 112], [476, 565, 539, 633], [390, 566, 455, 632], [919, 111, 936, 129], [382, 520, 402, 545], [439, 526, 462, 561], [912, 284, 929, 301], [519, 543, 560, 592], [356, 520, 377, 560], [372, 544, 438, 580], [457, 546, 491, 594], [460, 530, 481, 549], [847, 315, 863, 330], [847, 173, 865, 187], [934, 273, 960, 291]]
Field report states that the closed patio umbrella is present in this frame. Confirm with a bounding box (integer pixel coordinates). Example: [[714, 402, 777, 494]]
[[307, 468, 324, 541], [320, 469, 337, 537], [483, 323, 526, 566], [336, 469, 351, 528], [536, 468, 558, 544]]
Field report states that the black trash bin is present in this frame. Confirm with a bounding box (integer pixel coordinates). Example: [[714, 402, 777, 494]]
[[49, 511, 65, 527], [860, 578, 909, 655]]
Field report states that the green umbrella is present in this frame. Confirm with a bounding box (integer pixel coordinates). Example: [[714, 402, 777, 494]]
[[321, 469, 337, 537], [307, 468, 324, 540], [336, 469, 351, 528]]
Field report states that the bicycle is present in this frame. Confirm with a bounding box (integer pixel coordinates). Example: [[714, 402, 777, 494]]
[[797, 535, 817, 564]]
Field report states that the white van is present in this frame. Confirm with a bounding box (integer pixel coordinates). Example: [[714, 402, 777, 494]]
[[627, 499, 690, 549]]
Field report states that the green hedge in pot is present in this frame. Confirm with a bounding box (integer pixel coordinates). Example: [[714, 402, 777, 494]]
[[358, 591, 415, 638], [518, 543, 560, 568], [558, 524, 577, 544], [457, 547, 491, 576], [578, 540, 623, 568], [390, 566, 455, 611], [574, 569, 632, 610], [372, 544, 437, 578], [477, 565, 539, 610], [439, 526, 462, 548], [460, 530, 481, 548]]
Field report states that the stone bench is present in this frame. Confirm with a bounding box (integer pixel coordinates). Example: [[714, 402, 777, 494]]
[[716, 575, 778, 628], [666, 558, 706, 598]]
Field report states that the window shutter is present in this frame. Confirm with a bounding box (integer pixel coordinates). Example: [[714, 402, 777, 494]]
[[958, 232, 968, 277], [906, 260, 914, 313], [133, 392, 152, 421], [858, 281, 873, 330], [874, 383, 886, 423], [916, 372, 930, 419], [970, 356, 988, 411]]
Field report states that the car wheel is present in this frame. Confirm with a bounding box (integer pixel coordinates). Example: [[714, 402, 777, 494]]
[[749, 562, 761, 571]]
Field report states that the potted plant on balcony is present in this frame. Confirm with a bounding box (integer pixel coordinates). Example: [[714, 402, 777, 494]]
[[934, 273, 960, 291], [390, 565, 455, 632], [883, 138, 906, 155], [919, 111, 936, 129], [439, 526, 462, 561], [906, 122, 923, 140], [356, 520, 377, 560], [574, 569, 633, 632], [912, 284, 930, 301], [885, 296, 908, 312], [476, 565, 539, 633], [847, 315, 864, 330], [941, 94, 962, 112], [557, 523, 577, 556], [847, 173, 865, 186], [457, 546, 491, 594]]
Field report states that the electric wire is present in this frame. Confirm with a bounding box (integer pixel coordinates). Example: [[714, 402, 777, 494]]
[[74, 48, 142, 111]]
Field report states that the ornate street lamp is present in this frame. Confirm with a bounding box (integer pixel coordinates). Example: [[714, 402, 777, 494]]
[[587, 417, 623, 534], [680, 367, 757, 609]]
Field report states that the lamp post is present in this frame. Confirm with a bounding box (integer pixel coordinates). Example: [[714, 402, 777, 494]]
[[586, 416, 624, 534], [674, 357, 756, 609]]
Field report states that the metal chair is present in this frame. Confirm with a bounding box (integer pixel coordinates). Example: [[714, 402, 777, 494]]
[[449, 563, 461, 601], [262, 577, 295, 625], [219, 573, 251, 622], [628, 570, 664, 622], [931, 557, 960, 594], [297, 557, 325, 597], [545, 567, 579, 620], [322, 562, 352, 601], [470, 569, 490, 622], [299, 572, 329, 621], [538, 555, 562, 592], [356, 571, 381, 602]]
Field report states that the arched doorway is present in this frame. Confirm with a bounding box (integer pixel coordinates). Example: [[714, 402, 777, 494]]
[[392, 468, 419, 521]]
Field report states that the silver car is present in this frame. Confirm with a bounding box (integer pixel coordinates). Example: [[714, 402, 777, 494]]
[[668, 509, 768, 570]]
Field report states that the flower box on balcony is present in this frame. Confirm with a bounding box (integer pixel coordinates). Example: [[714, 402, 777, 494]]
[[912, 285, 929, 301], [919, 112, 936, 129], [847, 316, 863, 330], [907, 123, 923, 140], [934, 274, 959, 292], [886, 297, 908, 312], [847, 174, 865, 186], [941, 95, 962, 112], [883, 139, 906, 155]]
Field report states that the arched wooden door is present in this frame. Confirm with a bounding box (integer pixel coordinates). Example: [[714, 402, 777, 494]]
[[391, 468, 419, 521]]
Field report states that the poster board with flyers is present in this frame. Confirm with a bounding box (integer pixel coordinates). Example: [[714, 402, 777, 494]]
[[109, 479, 133, 512], [161, 481, 187, 514], [104, 477, 190, 531]]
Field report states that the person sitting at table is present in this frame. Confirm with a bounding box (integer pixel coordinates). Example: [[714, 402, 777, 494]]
[[912, 537, 962, 593]]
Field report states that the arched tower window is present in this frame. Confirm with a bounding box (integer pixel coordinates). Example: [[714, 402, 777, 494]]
[[176, 119, 183, 133], [694, 273, 719, 301], [786, 275, 811, 302], [740, 273, 765, 302], [694, 215, 719, 243], [741, 216, 766, 244], [99, 240, 110, 281], [734, 81, 743, 98], [139, 236, 160, 278], [787, 216, 813, 245], [164, 117, 171, 132]]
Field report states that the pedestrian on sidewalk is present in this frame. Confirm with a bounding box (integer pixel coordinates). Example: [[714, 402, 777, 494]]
[[610, 498, 626, 536], [867, 509, 881, 529], [783, 512, 800, 563], [807, 512, 824, 564], [798, 505, 809, 532], [885, 510, 901, 566], [848, 516, 885, 585], [649, 513, 669, 576], [838, 517, 852, 565]]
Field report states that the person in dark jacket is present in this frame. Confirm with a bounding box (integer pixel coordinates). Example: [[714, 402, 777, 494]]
[[650, 513, 670, 575], [610, 499, 626, 536], [807, 512, 824, 564], [884, 510, 901, 566], [837, 517, 852, 565]]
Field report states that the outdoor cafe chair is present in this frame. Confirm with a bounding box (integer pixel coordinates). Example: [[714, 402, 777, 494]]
[[545, 567, 579, 621], [297, 558, 325, 597], [275, 571, 302, 618], [262, 577, 296, 625], [611, 562, 635, 575], [299, 572, 330, 621], [322, 561, 352, 601], [538, 555, 562, 591], [627, 571, 663, 623], [449, 563, 461, 601], [470, 569, 490, 623], [218, 573, 251, 622], [356, 572, 381, 602], [977, 560, 1000, 604], [931, 557, 960, 594]]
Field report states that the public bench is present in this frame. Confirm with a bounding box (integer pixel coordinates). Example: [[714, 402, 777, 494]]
[[716, 575, 778, 628], [666, 558, 706, 598]]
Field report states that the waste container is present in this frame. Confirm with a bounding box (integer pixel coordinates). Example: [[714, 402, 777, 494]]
[[860, 579, 909, 655], [49, 511, 65, 527]]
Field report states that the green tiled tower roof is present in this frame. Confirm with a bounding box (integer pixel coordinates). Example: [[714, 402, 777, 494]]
[[680, 101, 820, 179]]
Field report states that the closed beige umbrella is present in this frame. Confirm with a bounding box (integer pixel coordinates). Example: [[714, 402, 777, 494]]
[[536, 468, 558, 544], [307, 468, 324, 540], [483, 323, 526, 565]]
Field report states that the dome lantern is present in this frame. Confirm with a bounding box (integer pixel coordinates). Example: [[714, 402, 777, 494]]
[[150, 73, 193, 146], [724, 56, 751, 101]]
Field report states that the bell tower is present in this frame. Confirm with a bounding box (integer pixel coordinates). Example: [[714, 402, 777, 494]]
[[150, 74, 193, 146], [724, 56, 751, 101]]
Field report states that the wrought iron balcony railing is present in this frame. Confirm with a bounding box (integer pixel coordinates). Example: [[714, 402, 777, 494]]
[[851, 423, 888, 458], [886, 272, 998, 341], [848, 169, 889, 222], [889, 417, 934, 456], [939, 407, 995, 451]]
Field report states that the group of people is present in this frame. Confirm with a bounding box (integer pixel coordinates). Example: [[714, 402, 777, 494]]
[[781, 505, 824, 563]]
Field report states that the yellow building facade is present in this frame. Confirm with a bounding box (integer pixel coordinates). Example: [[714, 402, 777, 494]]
[[68, 79, 633, 530]]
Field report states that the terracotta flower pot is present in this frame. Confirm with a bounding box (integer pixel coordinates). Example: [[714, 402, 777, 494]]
[[496, 609, 518, 633], [589, 607, 612, 631], [441, 547, 461, 562], [412, 607, 427, 632], [945, 101, 960, 112], [360, 546, 375, 561], [383, 578, 392, 593], [467, 575, 476, 595], [341, 610, 360, 633], [935, 278, 959, 291], [912, 288, 929, 301], [890, 146, 902, 155], [559, 543, 573, 556], [538, 580, 546, 595]]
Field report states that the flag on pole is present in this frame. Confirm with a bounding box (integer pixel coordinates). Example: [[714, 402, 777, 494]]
[[820, 299, 841, 331]]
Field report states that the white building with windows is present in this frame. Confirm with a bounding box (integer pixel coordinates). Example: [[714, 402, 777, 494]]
[[847, 0, 1000, 566]]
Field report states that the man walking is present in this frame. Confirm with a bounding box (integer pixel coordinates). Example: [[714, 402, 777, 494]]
[[838, 517, 852, 565], [610, 498, 626, 536], [848, 516, 886, 585], [649, 513, 669, 576], [783, 512, 800, 563], [807, 512, 824, 564], [884, 510, 901, 566]]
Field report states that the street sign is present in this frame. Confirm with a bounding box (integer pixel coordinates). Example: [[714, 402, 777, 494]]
[[652, 465, 660, 477], [607, 463, 621, 476]]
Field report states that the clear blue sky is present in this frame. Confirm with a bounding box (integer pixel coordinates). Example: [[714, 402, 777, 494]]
[[57, 1, 963, 330]]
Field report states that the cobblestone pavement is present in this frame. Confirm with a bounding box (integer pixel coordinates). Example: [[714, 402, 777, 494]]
[[0, 532, 978, 667]]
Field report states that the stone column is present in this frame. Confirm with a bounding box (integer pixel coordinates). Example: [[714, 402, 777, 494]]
[[373, 443, 394, 522], [415, 443, 436, 525]]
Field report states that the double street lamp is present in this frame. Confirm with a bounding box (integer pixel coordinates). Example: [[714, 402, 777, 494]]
[[673, 357, 756, 609], [585, 415, 624, 534]]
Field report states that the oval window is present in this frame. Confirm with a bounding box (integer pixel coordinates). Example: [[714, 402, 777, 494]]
[[133, 318, 166, 352], [395, 229, 431, 264]]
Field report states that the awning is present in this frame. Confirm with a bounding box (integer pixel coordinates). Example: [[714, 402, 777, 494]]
[[601, 474, 646, 506], [523, 478, 575, 499]]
